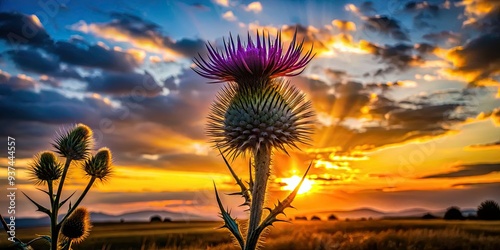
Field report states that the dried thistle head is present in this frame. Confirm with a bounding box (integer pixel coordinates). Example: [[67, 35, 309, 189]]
[[208, 78, 314, 157], [29, 151, 63, 185], [83, 147, 113, 181], [193, 30, 314, 86], [53, 124, 93, 160], [61, 207, 92, 244]]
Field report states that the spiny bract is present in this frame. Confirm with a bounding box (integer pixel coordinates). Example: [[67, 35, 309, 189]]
[[53, 124, 93, 160], [29, 151, 63, 185], [208, 79, 314, 157], [83, 147, 113, 181]]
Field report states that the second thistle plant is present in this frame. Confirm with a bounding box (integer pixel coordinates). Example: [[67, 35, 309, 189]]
[[194, 30, 315, 250], [0, 124, 113, 250]]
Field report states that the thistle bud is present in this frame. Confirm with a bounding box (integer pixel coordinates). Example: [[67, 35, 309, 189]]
[[84, 147, 113, 181], [61, 207, 92, 244], [53, 124, 93, 160], [29, 151, 63, 185]]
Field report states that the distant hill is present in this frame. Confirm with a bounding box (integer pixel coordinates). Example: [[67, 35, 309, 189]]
[[16, 210, 214, 228], [16, 207, 478, 228], [297, 207, 477, 220]]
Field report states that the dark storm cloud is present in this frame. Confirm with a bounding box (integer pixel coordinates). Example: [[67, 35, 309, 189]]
[[447, 33, 500, 85], [421, 163, 500, 178], [85, 71, 163, 97], [0, 12, 52, 46], [7, 49, 82, 79], [49, 40, 142, 72], [363, 16, 409, 41]]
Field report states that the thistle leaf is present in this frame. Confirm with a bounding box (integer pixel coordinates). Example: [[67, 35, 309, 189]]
[[219, 148, 252, 208], [213, 182, 245, 249], [255, 162, 312, 236], [59, 191, 77, 209], [26, 235, 51, 246], [22, 192, 51, 216], [35, 188, 51, 198]]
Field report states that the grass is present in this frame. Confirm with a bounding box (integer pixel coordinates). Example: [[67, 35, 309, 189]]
[[2, 220, 500, 250]]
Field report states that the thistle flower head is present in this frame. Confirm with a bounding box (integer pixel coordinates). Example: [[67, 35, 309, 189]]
[[61, 207, 92, 244], [83, 147, 113, 181], [53, 124, 93, 160], [29, 151, 63, 185], [193, 30, 314, 85], [208, 79, 314, 157]]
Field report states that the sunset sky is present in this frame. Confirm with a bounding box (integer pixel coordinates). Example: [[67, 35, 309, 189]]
[[1, 0, 500, 219]]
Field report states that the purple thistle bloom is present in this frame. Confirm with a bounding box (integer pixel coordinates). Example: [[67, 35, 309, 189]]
[[193, 30, 314, 84]]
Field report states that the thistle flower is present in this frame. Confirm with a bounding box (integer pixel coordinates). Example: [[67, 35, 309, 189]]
[[193, 30, 314, 85], [83, 147, 112, 181], [208, 79, 314, 157], [29, 151, 63, 185], [195, 30, 315, 250], [53, 124, 93, 160], [61, 207, 92, 244]]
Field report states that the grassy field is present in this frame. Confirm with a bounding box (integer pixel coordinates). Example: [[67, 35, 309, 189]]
[[2, 220, 500, 250]]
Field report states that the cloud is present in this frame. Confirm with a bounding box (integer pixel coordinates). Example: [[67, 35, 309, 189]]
[[324, 68, 348, 82], [363, 16, 409, 41], [245, 2, 263, 13], [386, 104, 461, 128], [71, 12, 205, 59], [7, 49, 81, 79], [117, 68, 219, 140], [331, 19, 356, 32], [423, 31, 461, 45], [0, 12, 52, 46], [404, 1, 440, 15], [492, 108, 500, 126], [345, 1, 376, 16], [85, 71, 163, 97], [49, 40, 143, 72], [461, 0, 500, 32], [466, 140, 500, 150], [361, 42, 426, 74], [0, 70, 37, 90], [214, 0, 229, 7], [0, 80, 118, 157], [441, 33, 500, 86], [421, 163, 500, 178], [222, 10, 237, 21]]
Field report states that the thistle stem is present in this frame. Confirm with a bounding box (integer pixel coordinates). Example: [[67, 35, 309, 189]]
[[48, 180, 54, 206], [52, 157, 72, 250], [245, 146, 271, 250], [61, 177, 96, 224]]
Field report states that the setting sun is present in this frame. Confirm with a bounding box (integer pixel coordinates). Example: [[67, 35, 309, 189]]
[[281, 175, 314, 194]]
